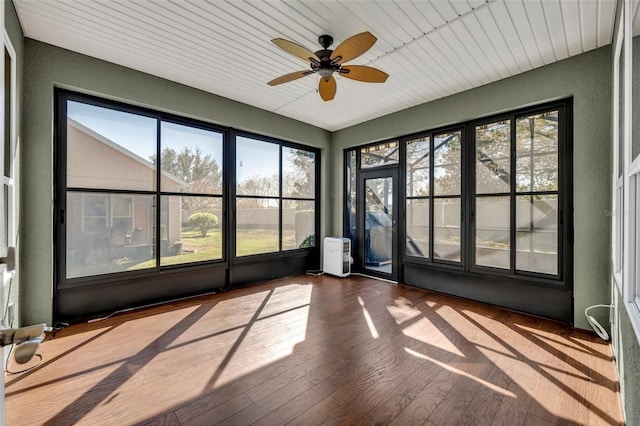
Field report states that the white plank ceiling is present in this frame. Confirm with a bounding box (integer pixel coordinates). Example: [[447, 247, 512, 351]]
[[13, 0, 617, 131]]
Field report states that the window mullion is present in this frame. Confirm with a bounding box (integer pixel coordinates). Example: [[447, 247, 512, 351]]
[[510, 114, 517, 274], [155, 118, 161, 269], [279, 145, 283, 253], [429, 134, 435, 262]]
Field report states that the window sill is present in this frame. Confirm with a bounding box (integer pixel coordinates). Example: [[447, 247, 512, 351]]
[[61, 261, 228, 289], [402, 257, 566, 289]]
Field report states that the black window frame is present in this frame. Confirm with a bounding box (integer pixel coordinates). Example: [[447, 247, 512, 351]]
[[402, 126, 467, 268], [157, 115, 227, 269], [54, 89, 321, 320], [344, 98, 573, 290], [470, 104, 568, 281], [57, 92, 229, 284], [232, 130, 320, 260]]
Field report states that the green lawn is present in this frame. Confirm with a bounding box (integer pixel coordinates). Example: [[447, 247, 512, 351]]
[[236, 228, 278, 256], [128, 228, 294, 270]]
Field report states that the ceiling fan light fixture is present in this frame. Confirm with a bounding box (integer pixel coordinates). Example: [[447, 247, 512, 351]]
[[318, 68, 333, 78]]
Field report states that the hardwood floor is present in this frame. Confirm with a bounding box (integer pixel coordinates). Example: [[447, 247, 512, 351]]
[[5, 275, 623, 425]]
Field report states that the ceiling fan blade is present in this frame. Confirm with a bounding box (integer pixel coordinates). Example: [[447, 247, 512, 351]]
[[330, 31, 377, 64], [272, 38, 320, 63], [318, 75, 337, 101], [267, 71, 314, 86], [339, 65, 389, 83]]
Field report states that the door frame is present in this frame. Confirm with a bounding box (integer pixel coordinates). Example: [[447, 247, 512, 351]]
[[356, 167, 399, 281]]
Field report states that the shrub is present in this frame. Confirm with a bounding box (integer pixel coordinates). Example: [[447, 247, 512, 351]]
[[188, 212, 218, 237]]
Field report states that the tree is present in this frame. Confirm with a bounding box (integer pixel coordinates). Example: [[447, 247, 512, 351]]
[[284, 149, 315, 198], [475, 115, 559, 194], [514, 114, 558, 193], [406, 138, 430, 197], [236, 175, 279, 208], [151, 147, 222, 211], [475, 121, 510, 194], [433, 132, 462, 196], [188, 212, 218, 237]]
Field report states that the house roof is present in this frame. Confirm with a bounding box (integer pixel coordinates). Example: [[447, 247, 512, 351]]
[[15, 0, 620, 131]]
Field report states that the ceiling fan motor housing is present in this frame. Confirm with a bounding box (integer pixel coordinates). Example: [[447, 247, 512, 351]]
[[318, 34, 333, 49], [312, 47, 341, 76]]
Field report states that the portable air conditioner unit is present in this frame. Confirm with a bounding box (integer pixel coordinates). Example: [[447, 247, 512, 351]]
[[323, 237, 351, 277]]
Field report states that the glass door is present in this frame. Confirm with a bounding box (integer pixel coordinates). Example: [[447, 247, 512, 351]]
[[358, 169, 398, 280]]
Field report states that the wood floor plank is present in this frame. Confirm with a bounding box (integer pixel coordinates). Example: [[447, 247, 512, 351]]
[[426, 350, 488, 425], [251, 374, 341, 426], [523, 412, 555, 426], [489, 369, 537, 426], [388, 362, 464, 425], [136, 411, 181, 426], [5, 275, 624, 426], [351, 351, 444, 424], [458, 391, 502, 425], [181, 393, 254, 426], [216, 376, 314, 426], [286, 395, 344, 426]]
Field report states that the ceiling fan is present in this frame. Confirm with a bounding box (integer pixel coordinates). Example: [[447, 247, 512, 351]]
[[267, 32, 389, 102]]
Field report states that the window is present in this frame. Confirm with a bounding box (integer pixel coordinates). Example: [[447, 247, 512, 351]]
[[613, 19, 625, 285], [361, 141, 399, 168], [111, 195, 133, 231], [406, 137, 430, 258], [81, 193, 107, 232], [1, 37, 16, 260], [236, 136, 317, 256], [347, 100, 569, 286], [236, 137, 280, 256], [514, 112, 559, 276], [635, 176, 640, 308], [66, 101, 157, 191], [611, 0, 640, 343], [346, 150, 357, 248], [64, 98, 226, 278], [474, 120, 510, 269], [159, 121, 223, 266], [433, 131, 462, 262], [628, 0, 640, 337], [61, 92, 320, 282], [80, 194, 133, 233], [56, 90, 320, 319], [472, 111, 560, 276], [404, 130, 463, 263], [65, 101, 158, 278], [282, 147, 316, 250], [3, 47, 11, 179]]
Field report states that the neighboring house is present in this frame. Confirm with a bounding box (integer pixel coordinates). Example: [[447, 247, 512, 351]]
[[66, 119, 189, 274]]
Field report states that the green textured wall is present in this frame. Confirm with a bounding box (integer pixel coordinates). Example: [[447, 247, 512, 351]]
[[21, 39, 331, 324], [332, 46, 613, 331]]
